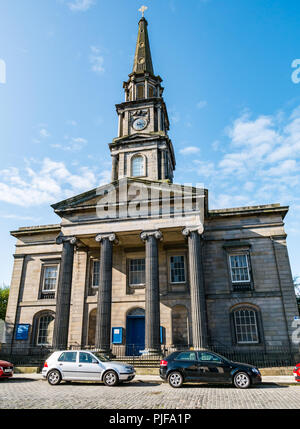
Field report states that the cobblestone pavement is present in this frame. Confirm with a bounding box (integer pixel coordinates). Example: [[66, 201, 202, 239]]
[[0, 376, 300, 409]]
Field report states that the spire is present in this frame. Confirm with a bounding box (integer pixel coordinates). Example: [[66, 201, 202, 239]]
[[132, 17, 154, 75]]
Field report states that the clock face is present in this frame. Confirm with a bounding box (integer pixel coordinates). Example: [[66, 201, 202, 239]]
[[133, 118, 147, 131]]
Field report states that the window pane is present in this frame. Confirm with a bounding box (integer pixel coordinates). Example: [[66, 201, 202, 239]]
[[230, 255, 250, 283], [92, 260, 100, 287], [129, 259, 145, 285], [58, 352, 77, 362], [137, 85, 144, 99], [132, 156, 144, 177], [170, 256, 185, 283], [176, 352, 196, 361], [198, 352, 222, 362], [37, 315, 54, 345], [79, 352, 94, 363], [148, 86, 156, 97], [43, 266, 58, 291], [234, 309, 259, 344]]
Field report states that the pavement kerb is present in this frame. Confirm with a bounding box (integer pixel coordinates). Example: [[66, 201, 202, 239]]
[[10, 373, 299, 385]]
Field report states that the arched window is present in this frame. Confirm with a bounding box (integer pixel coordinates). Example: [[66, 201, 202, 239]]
[[232, 307, 259, 344], [131, 155, 144, 177], [36, 313, 55, 346]]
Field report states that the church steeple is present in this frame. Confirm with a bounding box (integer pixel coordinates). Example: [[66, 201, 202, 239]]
[[109, 11, 176, 183], [132, 17, 154, 75]]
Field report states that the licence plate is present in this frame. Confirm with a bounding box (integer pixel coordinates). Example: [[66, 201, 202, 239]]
[[4, 369, 12, 373]]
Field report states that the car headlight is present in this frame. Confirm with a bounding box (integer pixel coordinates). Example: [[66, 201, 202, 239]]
[[252, 368, 260, 374], [0, 367, 3, 371]]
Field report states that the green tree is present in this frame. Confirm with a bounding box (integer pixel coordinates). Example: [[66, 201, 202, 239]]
[[0, 286, 9, 320]]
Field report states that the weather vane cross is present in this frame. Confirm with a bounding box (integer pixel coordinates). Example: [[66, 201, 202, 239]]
[[139, 5, 148, 18]]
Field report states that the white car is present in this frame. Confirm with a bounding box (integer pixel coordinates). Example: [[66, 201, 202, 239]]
[[42, 350, 135, 386]]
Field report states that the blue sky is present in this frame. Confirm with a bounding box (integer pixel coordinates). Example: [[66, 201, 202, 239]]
[[1, 0, 300, 285]]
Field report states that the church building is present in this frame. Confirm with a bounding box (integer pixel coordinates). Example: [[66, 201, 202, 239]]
[[4, 16, 299, 357]]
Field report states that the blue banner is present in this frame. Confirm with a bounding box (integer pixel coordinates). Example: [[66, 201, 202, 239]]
[[15, 324, 30, 340]]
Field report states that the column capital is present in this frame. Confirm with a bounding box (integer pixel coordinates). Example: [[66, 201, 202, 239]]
[[95, 232, 118, 244], [140, 230, 163, 242], [182, 225, 204, 237], [56, 233, 77, 245]]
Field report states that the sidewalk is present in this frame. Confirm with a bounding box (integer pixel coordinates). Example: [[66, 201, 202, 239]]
[[12, 373, 298, 384]]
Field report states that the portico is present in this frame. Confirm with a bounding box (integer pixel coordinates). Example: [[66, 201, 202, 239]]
[[51, 218, 207, 354]]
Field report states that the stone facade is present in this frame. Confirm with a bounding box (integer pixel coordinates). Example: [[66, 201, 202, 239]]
[[4, 17, 299, 357]]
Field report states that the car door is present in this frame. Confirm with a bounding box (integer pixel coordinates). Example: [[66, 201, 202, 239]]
[[77, 352, 104, 381], [57, 351, 78, 380], [197, 352, 232, 383], [173, 351, 199, 380]]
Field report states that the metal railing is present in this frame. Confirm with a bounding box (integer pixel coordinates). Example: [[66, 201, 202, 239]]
[[1, 343, 299, 368]]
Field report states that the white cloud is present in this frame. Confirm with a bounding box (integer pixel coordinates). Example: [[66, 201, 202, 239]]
[[192, 160, 215, 178], [179, 146, 200, 155], [89, 46, 105, 73], [68, 0, 95, 12], [51, 137, 88, 152], [196, 100, 207, 109], [39, 128, 50, 138], [227, 113, 280, 147], [0, 158, 108, 206], [192, 105, 300, 218]]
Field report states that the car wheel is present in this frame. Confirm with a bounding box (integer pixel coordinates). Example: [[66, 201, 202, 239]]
[[47, 370, 62, 386], [103, 370, 119, 387], [168, 371, 183, 388], [233, 372, 251, 389]]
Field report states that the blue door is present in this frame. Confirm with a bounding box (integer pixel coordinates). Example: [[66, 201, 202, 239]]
[[126, 315, 145, 356]]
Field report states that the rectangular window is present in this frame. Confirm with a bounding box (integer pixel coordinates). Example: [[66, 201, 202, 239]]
[[175, 352, 197, 361], [129, 258, 145, 286], [37, 315, 54, 345], [58, 351, 77, 362], [137, 85, 144, 99], [234, 310, 259, 344], [43, 265, 58, 291], [170, 255, 186, 283], [92, 260, 100, 287], [229, 254, 250, 283], [148, 86, 156, 97]]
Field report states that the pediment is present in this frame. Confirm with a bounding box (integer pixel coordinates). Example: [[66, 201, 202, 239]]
[[51, 178, 207, 220]]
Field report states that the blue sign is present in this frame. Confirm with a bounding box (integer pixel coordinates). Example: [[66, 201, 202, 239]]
[[112, 327, 123, 344], [160, 326, 165, 345], [15, 324, 30, 340]]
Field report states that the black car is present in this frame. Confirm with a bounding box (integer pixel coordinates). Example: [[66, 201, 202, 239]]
[[160, 350, 261, 388]]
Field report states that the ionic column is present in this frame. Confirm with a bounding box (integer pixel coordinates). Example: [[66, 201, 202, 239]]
[[53, 234, 77, 350], [140, 230, 163, 354], [182, 227, 208, 349], [94, 233, 117, 353]]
